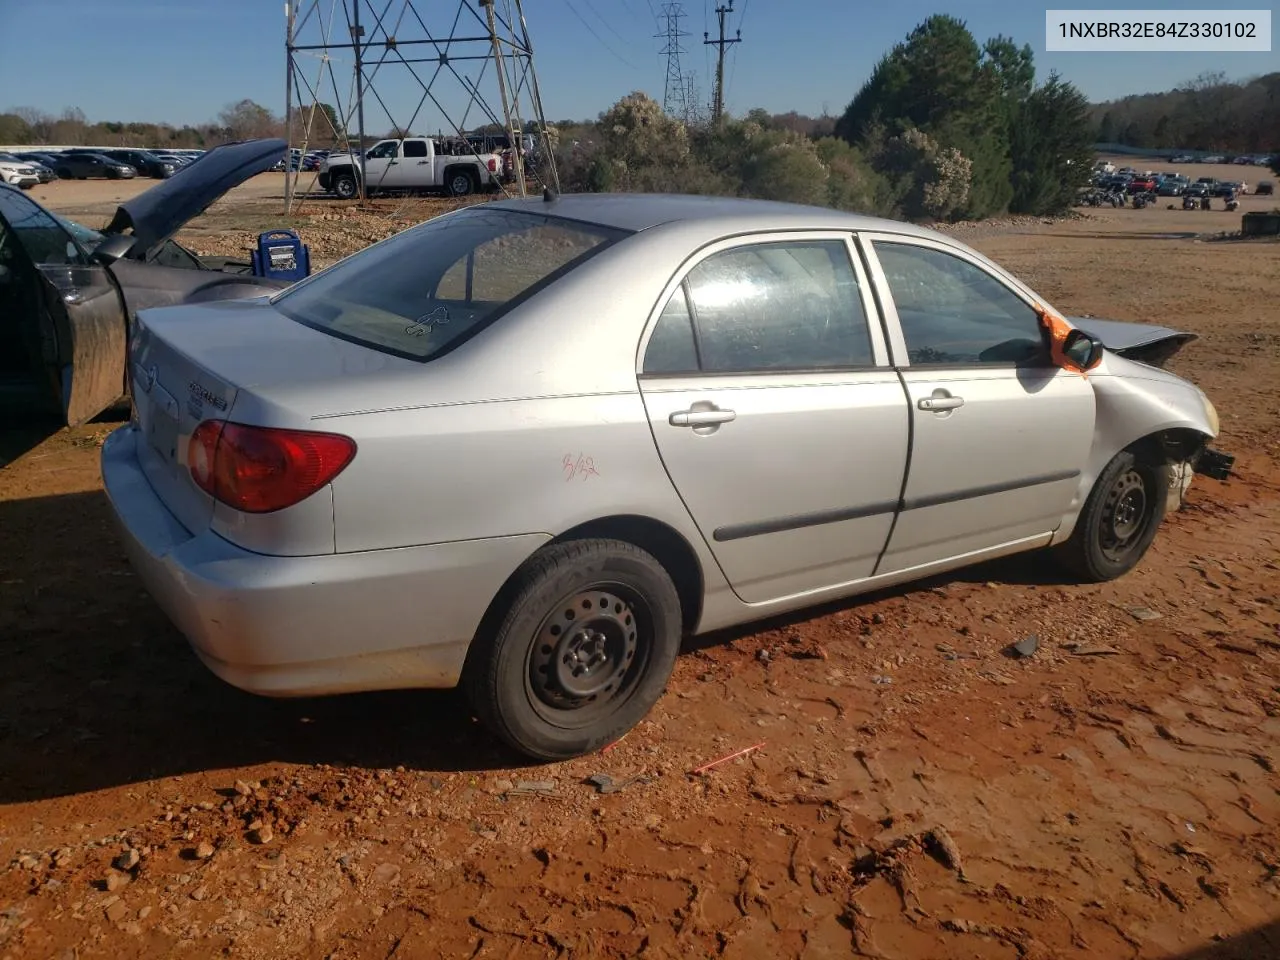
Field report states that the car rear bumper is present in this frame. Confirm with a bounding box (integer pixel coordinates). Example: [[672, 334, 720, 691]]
[[101, 425, 547, 698]]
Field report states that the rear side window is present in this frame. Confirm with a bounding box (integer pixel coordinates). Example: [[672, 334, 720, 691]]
[[272, 208, 627, 361], [403, 140, 428, 158]]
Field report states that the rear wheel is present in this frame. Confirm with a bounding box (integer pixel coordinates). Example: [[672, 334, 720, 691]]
[[1054, 449, 1167, 582], [463, 539, 682, 761], [447, 170, 476, 197]]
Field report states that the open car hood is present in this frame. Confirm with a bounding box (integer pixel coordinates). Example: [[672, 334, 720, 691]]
[[102, 138, 287, 261], [1068, 316, 1198, 368]]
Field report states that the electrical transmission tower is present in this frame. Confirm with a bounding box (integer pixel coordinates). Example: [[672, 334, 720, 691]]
[[655, 4, 691, 123], [283, 0, 559, 210], [704, 1, 741, 124]]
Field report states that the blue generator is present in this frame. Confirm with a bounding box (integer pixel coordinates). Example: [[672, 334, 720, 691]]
[[250, 229, 311, 282]]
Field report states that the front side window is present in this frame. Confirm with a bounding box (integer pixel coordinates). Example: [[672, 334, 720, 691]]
[[272, 208, 627, 361], [872, 241, 1047, 366], [659, 239, 873, 373], [366, 141, 398, 160]]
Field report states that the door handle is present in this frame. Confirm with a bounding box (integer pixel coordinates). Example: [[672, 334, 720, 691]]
[[918, 396, 964, 411], [417, 160, 429, 164], [670, 407, 736, 427]]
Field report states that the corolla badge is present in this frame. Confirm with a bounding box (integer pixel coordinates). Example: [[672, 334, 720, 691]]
[[188, 381, 228, 411]]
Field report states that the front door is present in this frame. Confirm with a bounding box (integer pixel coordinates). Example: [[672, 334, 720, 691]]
[[360, 140, 398, 193], [861, 233, 1097, 575], [638, 233, 910, 606], [0, 186, 127, 427]]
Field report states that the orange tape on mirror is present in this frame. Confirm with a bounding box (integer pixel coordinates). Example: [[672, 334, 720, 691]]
[[1037, 305, 1089, 378]]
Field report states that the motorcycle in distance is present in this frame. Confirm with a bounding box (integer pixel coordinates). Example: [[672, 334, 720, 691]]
[[1132, 190, 1156, 209], [1224, 190, 1240, 212]]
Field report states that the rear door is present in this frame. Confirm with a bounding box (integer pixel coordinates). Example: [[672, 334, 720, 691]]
[[0, 186, 127, 426], [637, 232, 910, 605], [860, 232, 1096, 575], [388, 140, 429, 188]]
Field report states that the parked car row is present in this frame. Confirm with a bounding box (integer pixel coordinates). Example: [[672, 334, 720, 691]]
[[0, 147, 207, 182], [1089, 168, 1253, 199], [1168, 153, 1276, 166]]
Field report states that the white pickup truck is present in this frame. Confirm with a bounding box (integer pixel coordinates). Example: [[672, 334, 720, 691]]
[[318, 137, 503, 199]]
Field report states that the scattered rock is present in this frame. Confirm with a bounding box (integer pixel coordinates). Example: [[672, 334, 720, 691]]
[[138, 905, 153, 920], [249, 825, 274, 845], [1126, 606, 1163, 622], [871, 613, 886, 625], [872, 675, 893, 685], [370, 862, 401, 884], [104, 870, 127, 892], [113, 849, 140, 871], [1069, 644, 1121, 657], [584, 772, 650, 794], [193, 842, 215, 860], [756, 648, 772, 663], [105, 900, 130, 924], [511, 780, 557, 796], [191, 886, 208, 901], [1011, 635, 1040, 658], [234, 779, 254, 797]]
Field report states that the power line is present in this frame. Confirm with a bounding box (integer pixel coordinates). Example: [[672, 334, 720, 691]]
[[561, 0, 640, 68], [580, 0, 633, 48]]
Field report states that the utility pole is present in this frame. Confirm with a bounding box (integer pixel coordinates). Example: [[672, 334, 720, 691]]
[[704, 1, 741, 124], [655, 3, 690, 123]]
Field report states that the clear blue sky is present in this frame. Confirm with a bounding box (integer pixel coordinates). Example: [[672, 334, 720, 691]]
[[1, 0, 1276, 133]]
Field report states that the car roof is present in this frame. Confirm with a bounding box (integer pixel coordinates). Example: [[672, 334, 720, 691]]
[[484, 192, 945, 242]]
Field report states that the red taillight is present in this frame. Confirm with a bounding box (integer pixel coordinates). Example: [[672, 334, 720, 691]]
[[487, 158, 497, 171], [188, 421, 356, 514]]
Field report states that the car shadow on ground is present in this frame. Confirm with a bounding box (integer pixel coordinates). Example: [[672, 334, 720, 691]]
[[0, 489, 525, 805], [1164, 919, 1280, 959], [0, 486, 1093, 804]]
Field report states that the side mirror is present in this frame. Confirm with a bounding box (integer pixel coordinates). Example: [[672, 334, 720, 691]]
[[1062, 328, 1105, 371], [92, 233, 137, 265]]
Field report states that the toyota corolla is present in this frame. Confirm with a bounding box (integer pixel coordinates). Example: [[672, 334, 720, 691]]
[[100, 193, 1232, 760]]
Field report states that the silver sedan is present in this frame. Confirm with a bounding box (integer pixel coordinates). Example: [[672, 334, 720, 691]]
[[101, 194, 1232, 760]]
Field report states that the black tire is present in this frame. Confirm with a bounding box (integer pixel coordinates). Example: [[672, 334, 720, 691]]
[[463, 539, 682, 761], [1054, 449, 1167, 583], [332, 173, 358, 200], [446, 170, 476, 197]]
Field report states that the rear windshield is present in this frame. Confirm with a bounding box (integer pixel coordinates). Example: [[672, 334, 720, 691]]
[[272, 207, 627, 361]]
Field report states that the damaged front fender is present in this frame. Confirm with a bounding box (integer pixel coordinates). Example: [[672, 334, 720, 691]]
[[1050, 352, 1228, 544]]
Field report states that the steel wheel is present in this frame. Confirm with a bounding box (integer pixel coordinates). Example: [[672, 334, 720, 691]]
[[1054, 449, 1168, 583], [525, 586, 651, 729], [1098, 468, 1151, 564], [464, 538, 682, 761]]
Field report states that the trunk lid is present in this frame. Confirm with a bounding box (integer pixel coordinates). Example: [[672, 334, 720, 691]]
[[128, 298, 416, 535], [102, 138, 287, 262]]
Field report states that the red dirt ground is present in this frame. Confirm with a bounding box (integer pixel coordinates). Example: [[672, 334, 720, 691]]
[[1, 193, 1277, 960]]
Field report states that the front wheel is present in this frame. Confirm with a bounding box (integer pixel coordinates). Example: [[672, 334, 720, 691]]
[[463, 539, 683, 761], [1054, 450, 1167, 583], [332, 173, 358, 200]]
